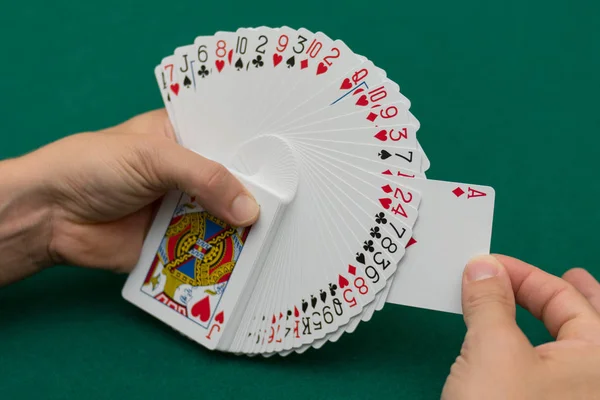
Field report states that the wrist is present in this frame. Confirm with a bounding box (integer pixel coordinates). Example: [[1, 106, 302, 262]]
[[0, 156, 55, 285]]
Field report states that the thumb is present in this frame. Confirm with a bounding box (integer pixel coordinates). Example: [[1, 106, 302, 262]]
[[142, 136, 260, 227], [462, 255, 519, 333]]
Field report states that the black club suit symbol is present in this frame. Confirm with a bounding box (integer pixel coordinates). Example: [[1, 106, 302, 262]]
[[370, 227, 382, 239], [197, 65, 209, 78], [375, 212, 387, 225], [252, 55, 264, 68]]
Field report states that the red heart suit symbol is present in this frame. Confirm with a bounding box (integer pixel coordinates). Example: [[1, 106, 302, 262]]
[[215, 60, 225, 72], [379, 198, 392, 209], [340, 78, 352, 90], [170, 83, 180, 95], [273, 53, 283, 67], [214, 311, 224, 324], [191, 296, 211, 322], [338, 274, 349, 288], [355, 94, 368, 106], [316, 62, 328, 75], [374, 129, 388, 141]]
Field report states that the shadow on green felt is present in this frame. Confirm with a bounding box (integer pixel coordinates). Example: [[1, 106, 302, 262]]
[[0, 267, 464, 365]]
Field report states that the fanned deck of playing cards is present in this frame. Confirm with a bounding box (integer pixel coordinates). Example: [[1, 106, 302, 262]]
[[122, 27, 496, 356]]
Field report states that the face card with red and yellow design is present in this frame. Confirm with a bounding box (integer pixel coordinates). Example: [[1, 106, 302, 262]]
[[140, 194, 250, 330], [123, 180, 286, 350]]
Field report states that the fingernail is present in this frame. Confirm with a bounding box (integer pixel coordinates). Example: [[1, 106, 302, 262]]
[[465, 255, 501, 282], [231, 193, 260, 224]]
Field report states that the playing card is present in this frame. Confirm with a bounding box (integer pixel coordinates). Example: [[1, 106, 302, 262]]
[[385, 179, 495, 314], [260, 34, 363, 133], [122, 178, 287, 350]]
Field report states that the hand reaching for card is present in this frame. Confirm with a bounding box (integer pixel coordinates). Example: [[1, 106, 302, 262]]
[[0, 109, 259, 285], [442, 255, 600, 400]]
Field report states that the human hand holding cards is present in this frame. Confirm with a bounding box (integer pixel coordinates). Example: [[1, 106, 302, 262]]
[[122, 26, 495, 356]]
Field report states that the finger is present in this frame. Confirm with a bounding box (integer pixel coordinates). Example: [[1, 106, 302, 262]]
[[494, 255, 600, 342], [462, 256, 533, 355], [103, 109, 177, 140], [462, 255, 521, 334], [141, 136, 259, 227], [563, 268, 600, 314]]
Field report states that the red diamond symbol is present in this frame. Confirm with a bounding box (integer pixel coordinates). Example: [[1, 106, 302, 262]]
[[452, 187, 465, 197], [366, 112, 378, 122], [300, 59, 308, 69], [381, 184, 393, 193], [348, 265, 356, 275], [406, 237, 417, 248]]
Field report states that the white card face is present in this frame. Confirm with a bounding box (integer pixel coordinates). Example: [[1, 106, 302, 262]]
[[385, 179, 495, 314], [262, 37, 363, 132], [122, 179, 284, 350], [294, 139, 423, 173]]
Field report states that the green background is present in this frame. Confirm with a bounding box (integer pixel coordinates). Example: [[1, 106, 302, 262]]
[[1, 0, 599, 399]]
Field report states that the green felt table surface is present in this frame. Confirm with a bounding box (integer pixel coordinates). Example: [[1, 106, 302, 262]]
[[1, 0, 599, 399]]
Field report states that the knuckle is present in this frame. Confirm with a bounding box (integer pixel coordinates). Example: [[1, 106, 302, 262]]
[[132, 139, 158, 166], [131, 139, 163, 177], [468, 323, 518, 346], [466, 288, 512, 311], [162, 115, 177, 140], [123, 136, 173, 190], [204, 162, 231, 192]]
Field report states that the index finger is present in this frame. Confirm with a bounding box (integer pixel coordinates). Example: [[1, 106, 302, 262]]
[[494, 255, 600, 344]]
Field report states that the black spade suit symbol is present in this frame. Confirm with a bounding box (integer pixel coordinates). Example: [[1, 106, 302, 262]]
[[286, 56, 295, 68], [356, 252, 366, 264], [379, 149, 392, 160], [235, 58, 244, 70]]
